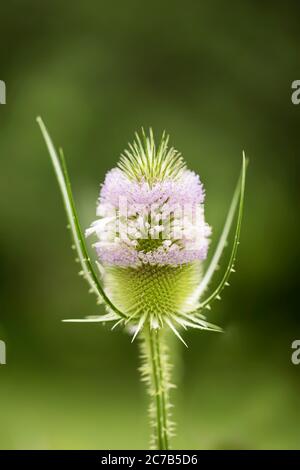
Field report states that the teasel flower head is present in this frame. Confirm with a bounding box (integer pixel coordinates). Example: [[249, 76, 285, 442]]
[[84, 130, 216, 341]]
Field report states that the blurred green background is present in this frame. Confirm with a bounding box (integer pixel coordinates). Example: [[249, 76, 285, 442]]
[[0, 0, 299, 450]]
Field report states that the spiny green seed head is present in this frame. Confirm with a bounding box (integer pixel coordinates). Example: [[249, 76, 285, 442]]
[[104, 263, 202, 327]]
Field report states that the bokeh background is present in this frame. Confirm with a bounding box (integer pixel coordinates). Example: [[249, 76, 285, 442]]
[[0, 0, 299, 449]]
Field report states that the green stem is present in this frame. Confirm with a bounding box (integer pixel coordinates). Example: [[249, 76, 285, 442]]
[[155, 330, 170, 449], [140, 326, 172, 450]]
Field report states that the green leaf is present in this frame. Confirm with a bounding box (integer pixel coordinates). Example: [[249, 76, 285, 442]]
[[36, 117, 127, 319]]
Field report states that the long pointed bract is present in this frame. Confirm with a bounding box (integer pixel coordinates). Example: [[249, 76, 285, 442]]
[[190, 154, 247, 304], [196, 152, 248, 311], [36, 117, 127, 319]]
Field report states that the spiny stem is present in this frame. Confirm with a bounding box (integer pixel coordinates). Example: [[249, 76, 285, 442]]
[[157, 331, 171, 449], [140, 326, 173, 450], [149, 328, 167, 449]]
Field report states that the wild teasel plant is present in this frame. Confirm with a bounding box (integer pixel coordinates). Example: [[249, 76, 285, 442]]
[[37, 117, 247, 450]]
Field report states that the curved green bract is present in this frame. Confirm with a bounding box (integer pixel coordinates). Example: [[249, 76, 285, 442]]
[[197, 152, 248, 312], [36, 117, 127, 319]]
